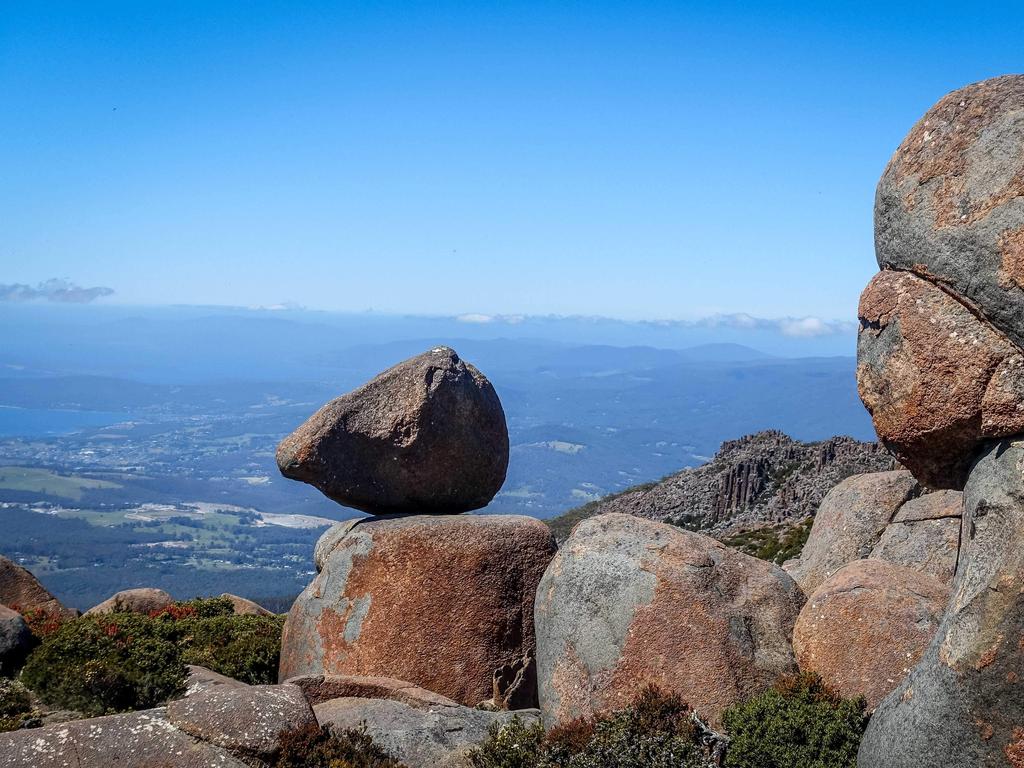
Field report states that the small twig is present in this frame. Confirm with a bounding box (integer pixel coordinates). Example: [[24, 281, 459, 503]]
[[691, 710, 729, 767]]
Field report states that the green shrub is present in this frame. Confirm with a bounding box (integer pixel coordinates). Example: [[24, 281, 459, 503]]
[[470, 685, 707, 768], [721, 517, 813, 565], [722, 672, 868, 768], [274, 723, 406, 768], [20, 600, 284, 714], [20, 613, 186, 716], [0, 678, 34, 732], [178, 613, 285, 684]]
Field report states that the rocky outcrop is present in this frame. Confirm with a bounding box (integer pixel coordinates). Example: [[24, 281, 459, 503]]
[[784, 470, 920, 594], [0, 555, 74, 621], [84, 588, 174, 616], [856, 76, 1024, 768], [535, 513, 804, 728], [0, 708, 250, 767], [859, 439, 1024, 767], [167, 682, 315, 764], [276, 346, 509, 514], [793, 559, 947, 710], [0, 605, 31, 675], [279, 514, 556, 707], [549, 430, 898, 539]]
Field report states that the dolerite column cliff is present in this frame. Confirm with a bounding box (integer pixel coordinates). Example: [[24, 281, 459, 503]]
[[276, 347, 556, 709], [856, 76, 1024, 768]]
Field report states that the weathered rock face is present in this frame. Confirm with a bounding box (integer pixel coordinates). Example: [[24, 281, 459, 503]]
[[167, 683, 315, 763], [793, 559, 947, 711], [84, 588, 174, 616], [785, 470, 919, 594], [875, 75, 1024, 351], [0, 708, 249, 767], [535, 513, 804, 728], [869, 489, 962, 585], [0, 604, 31, 675], [315, 695, 539, 768], [279, 514, 557, 707], [859, 439, 1024, 767], [0, 556, 74, 620], [276, 347, 509, 514], [857, 270, 1024, 488]]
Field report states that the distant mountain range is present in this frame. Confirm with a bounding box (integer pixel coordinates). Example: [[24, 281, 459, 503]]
[[548, 430, 898, 541]]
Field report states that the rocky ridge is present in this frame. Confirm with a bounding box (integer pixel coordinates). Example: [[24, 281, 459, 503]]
[[550, 429, 898, 539]]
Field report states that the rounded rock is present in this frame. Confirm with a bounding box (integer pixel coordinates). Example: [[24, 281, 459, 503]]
[[276, 347, 509, 515], [535, 513, 804, 728], [793, 559, 947, 711]]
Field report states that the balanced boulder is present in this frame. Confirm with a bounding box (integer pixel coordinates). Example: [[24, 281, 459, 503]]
[[859, 439, 1024, 767], [0, 556, 74, 621], [279, 514, 556, 707], [785, 470, 918, 594], [535, 513, 803, 728], [276, 346, 509, 514], [85, 588, 174, 616], [793, 559, 947, 710]]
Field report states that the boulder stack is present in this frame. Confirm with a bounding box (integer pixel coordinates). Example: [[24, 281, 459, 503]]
[[277, 348, 556, 709], [855, 75, 1024, 767]]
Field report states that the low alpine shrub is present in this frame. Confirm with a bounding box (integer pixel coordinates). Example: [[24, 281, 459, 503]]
[[721, 672, 868, 768], [0, 678, 35, 732]]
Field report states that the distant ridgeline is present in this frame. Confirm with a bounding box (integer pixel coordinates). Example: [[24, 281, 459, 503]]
[[548, 430, 898, 542]]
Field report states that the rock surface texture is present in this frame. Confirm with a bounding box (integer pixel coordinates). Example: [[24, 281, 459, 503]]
[[84, 588, 174, 616], [315, 696, 539, 768], [279, 514, 557, 707], [859, 440, 1024, 767], [276, 346, 509, 514], [0, 708, 249, 767], [535, 513, 804, 728], [0, 555, 74, 620], [167, 682, 315, 763], [792, 559, 947, 710], [784, 470, 920, 593]]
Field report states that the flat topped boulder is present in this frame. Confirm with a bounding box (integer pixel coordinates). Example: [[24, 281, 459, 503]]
[[277, 346, 509, 514]]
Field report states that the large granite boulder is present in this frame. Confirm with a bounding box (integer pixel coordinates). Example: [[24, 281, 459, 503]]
[[276, 346, 509, 514], [279, 514, 556, 707], [220, 593, 274, 616], [167, 682, 315, 763], [793, 559, 947, 710], [315, 695, 538, 768], [857, 270, 1024, 488], [785, 470, 919, 594], [0, 604, 31, 675], [0, 708, 249, 767], [859, 439, 1024, 767], [84, 588, 174, 616], [0, 556, 74, 620], [875, 75, 1024, 351], [535, 513, 803, 728]]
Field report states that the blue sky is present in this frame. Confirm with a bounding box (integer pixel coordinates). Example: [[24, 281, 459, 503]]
[[2, 1, 1022, 322]]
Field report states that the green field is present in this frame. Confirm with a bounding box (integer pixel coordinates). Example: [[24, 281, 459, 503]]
[[0, 467, 122, 501]]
